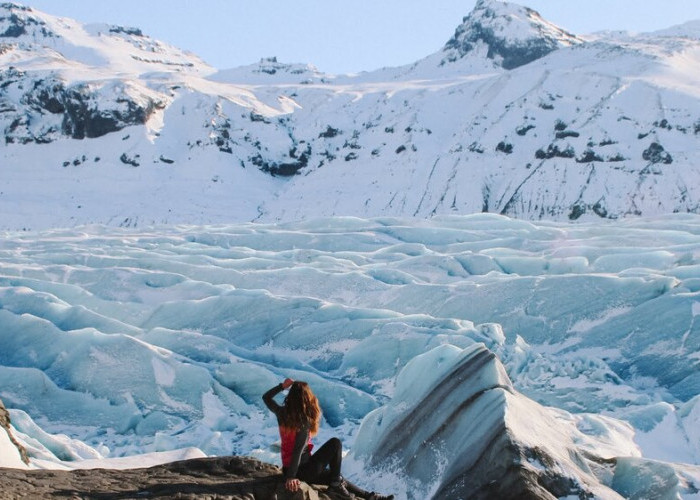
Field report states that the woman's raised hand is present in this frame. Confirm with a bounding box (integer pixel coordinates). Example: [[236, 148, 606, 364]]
[[282, 378, 294, 389]]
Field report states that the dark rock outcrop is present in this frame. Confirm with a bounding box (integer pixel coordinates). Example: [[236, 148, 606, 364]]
[[251, 143, 312, 177], [443, 0, 582, 69], [0, 398, 29, 466], [642, 142, 673, 164], [0, 456, 355, 500], [60, 84, 161, 140], [2, 72, 163, 143], [0, 4, 45, 39]]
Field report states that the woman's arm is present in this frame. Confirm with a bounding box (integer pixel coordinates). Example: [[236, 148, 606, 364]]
[[262, 384, 284, 415], [262, 378, 294, 416], [284, 425, 310, 479]]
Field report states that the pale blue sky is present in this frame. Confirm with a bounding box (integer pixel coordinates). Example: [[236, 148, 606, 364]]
[[21, 1, 700, 73]]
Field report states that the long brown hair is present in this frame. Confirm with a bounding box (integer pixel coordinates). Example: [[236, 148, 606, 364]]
[[281, 381, 321, 435]]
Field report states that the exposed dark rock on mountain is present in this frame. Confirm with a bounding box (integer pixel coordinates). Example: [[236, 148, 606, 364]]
[[642, 142, 673, 164], [2, 70, 163, 143], [0, 3, 44, 38], [60, 84, 161, 140], [442, 0, 583, 68]]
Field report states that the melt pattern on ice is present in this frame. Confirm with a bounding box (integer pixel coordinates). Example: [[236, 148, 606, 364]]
[[0, 214, 698, 467]]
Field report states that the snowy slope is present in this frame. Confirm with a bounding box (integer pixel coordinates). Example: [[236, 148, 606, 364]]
[[1, 0, 700, 230], [0, 214, 699, 498]]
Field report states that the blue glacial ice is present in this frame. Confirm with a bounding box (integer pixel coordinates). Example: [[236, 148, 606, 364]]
[[0, 213, 699, 496]]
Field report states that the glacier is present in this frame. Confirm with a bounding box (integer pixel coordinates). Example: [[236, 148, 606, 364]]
[[0, 213, 699, 497]]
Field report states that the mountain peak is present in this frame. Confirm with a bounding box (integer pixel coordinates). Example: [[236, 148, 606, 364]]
[[0, 2, 31, 14], [442, 0, 583, 69], [0, 3, 212, 77], [0, 2, 49, 39]]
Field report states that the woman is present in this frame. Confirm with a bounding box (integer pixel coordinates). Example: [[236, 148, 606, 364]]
[[263, 378, 393, 500]]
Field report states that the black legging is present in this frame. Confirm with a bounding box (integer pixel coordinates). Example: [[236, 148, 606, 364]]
[[296, 437, 342, 485], [295, 438, 372, 497]]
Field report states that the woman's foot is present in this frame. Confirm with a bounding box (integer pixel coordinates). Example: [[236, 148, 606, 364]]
[[328, 478, 353, 498]]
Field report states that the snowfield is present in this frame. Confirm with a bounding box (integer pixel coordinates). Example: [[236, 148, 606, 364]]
[[1, 213, 699, 497], [1, 0, 700, 229]]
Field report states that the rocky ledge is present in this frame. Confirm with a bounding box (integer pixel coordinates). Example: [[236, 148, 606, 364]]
[[0, 456, 354, 499]]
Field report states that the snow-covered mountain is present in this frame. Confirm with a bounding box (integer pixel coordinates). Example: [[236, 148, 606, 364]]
[[1, 0, 699, 230], [441, 0, 583, 69]]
